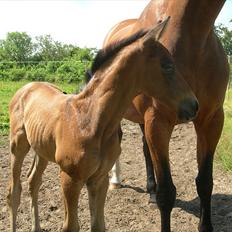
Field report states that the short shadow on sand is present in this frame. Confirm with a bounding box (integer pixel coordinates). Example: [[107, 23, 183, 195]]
[[121, 184, 146, 193], [175, 193, 232, 230]]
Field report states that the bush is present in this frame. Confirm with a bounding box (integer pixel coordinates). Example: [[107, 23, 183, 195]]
[[26, 68, 47, 81], [56, 62, 85, 83], [8, 68, 26, 81], [0, 70, 9, 80], [46, 61, 62, 73]]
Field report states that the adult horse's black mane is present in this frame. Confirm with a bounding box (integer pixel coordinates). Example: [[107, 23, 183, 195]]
[[85, 29, 147, 83]]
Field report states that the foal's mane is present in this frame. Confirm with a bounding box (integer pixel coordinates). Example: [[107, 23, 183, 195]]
[[85, 30, 147, 83]]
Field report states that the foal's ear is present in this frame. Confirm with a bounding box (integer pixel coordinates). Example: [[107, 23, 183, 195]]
[[142, 16, 170, 44]]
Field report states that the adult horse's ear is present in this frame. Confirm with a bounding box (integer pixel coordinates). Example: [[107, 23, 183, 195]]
[[142, 16, 170, 43]]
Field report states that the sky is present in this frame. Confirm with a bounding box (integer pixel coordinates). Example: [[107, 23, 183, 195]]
[[0, 0, 231, 48]]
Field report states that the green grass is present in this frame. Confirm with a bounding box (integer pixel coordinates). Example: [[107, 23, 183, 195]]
[[216, 88, 232, 171], [1, 80, 232, 172], [0, 80, 78, 136]]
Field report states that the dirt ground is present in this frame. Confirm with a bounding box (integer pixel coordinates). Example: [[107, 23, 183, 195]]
[[0, 120, 232, 232]]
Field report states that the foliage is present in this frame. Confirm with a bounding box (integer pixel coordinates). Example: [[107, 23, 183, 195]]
[[2, 32, 34, 62], [215, 23, 232, 56], [0, 32, 96, 83], [216, 89, 232, 171]]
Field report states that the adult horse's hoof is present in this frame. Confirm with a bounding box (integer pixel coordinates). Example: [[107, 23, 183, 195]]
[[148, 193, 158, 207], [198, 224, 213, 232], [109, 183, 121, 190]]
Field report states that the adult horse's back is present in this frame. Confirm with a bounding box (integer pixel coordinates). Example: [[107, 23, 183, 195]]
[[104, 0, 229, 231]]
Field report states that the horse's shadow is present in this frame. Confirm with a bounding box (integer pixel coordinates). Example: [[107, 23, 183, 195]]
[[121, 184, 146, 193], [175, 193, 232, 217], [175, 194, 232, 231], [122, 184, 232, 230]]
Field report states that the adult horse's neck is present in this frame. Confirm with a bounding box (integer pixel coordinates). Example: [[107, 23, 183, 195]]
[[139, 0, 226, 49]]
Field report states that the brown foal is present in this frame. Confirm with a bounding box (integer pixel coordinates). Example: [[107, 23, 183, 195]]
[[7, 20, 198, 232], [104, 0, 229, 231]]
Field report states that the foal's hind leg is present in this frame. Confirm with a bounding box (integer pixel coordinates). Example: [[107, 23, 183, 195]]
[[7, 129, 30, 232], [139, 124, 157, 204], [194, 108, 224, 232], [27, 154, 48, 232]]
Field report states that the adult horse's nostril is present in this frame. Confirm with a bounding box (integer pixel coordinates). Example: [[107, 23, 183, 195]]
[[193, 100, 199, 113], [178, 99, 199, 123]]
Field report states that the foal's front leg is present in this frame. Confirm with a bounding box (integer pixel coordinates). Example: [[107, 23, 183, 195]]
[[144, 112, 176, 232], [60, 171, 84, 232], [87, 174, 109, 232]]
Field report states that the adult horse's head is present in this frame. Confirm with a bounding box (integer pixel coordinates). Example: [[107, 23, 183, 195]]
[[135, 17, 199, 122]]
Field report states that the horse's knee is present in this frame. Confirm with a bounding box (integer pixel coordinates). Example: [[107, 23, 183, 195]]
[[7, 182, 22, 208]]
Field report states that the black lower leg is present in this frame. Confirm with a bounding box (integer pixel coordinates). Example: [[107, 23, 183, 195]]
[[156, 169, 176, 232], [139, 124, 157, 203], [196, 154, 214, 232]]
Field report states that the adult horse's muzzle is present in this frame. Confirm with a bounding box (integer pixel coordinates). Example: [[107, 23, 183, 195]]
[[178, 98, 199, 123]]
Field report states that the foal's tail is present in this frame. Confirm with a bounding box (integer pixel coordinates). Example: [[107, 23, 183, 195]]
[[27, 153, 36, 178]]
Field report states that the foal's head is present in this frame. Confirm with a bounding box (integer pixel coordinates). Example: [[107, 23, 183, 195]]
[[86, 17, 198, 122], [129, 18, 198, 122]]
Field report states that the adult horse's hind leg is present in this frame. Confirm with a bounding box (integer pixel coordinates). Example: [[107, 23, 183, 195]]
[[109, 126, 123, 190], [60, 170, 84, 232], [109, 159, 121, 189], [7, 128, 30, 232], [87, 174, 109, 232], [194, 108, 224, 232], [139, 124, 157, 204], [27, 154, 48, 232]]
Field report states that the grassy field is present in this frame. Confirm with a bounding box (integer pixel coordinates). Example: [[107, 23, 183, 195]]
[[216, 89, 232, 171], [0, 80, 78, 136], [0, 80, 232, 171]]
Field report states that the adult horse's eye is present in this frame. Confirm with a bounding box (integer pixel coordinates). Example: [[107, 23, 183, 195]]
[[161, 62, 175, 77]]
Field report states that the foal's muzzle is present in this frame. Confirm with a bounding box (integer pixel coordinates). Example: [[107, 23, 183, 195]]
[[178, 98, 199, 122]]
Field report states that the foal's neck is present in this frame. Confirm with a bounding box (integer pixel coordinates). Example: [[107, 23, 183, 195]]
[[76, 54, 140, 137]]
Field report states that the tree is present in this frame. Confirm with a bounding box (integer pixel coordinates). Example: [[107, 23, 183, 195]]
[[34, 35, 73, 61], [2, 32, 34, 62], [215, 23, 232, 56]]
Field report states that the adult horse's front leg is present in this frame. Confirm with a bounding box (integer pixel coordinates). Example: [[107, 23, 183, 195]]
[[139, 124, 157, 204], [194, 108, 224, 232], [144, 112, 176, 232]]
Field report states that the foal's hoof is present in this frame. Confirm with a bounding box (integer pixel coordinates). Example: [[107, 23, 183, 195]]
[[109, 183, 121, 190]]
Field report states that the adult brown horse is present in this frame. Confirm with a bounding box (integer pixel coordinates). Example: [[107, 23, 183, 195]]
[[7, 21, 198, 232], [104, 0, 229, 231]]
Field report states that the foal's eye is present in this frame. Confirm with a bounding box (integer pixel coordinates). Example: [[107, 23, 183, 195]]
[[161, 62, 175, 77]]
